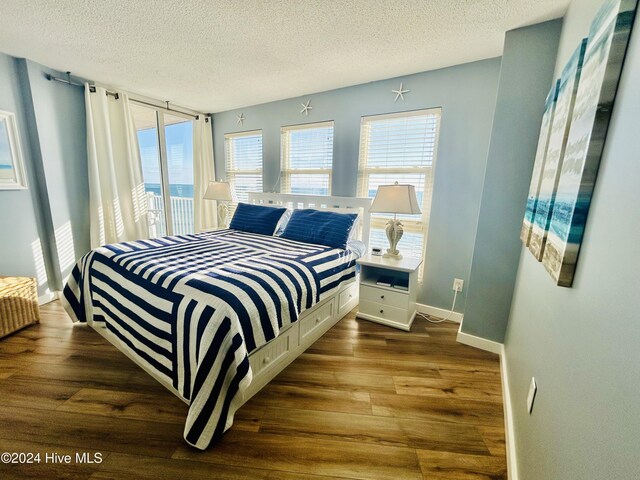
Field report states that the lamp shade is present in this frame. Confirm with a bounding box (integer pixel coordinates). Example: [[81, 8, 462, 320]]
[[369, 183, 421, 215], [203, 181, 233, 201]]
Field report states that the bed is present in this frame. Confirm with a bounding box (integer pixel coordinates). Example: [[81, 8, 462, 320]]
[[62, 193, 371, 450]]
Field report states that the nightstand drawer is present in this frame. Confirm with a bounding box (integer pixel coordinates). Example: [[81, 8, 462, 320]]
[[359, 300, 408, 323], [360, 285, 408, 309]]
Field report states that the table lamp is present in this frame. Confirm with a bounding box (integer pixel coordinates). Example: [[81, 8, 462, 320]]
[[369, 182, 421, 259], [203, 181, 233, 228]]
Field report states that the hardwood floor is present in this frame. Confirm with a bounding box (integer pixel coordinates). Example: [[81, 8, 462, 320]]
[[0, 301, 506, 479]]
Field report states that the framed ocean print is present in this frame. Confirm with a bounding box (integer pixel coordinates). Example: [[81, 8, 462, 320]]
[[542, 0, 637, 287], [520, 79, 559, 246], [528, 39, 587, 261], [0, 110, 27, 190]]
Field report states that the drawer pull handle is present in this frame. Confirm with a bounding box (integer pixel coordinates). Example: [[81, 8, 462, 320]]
[[263, 356, 271, 364], [380, 309, 384, 314], [349, 294, 353, 298], [315, 317, 320, 323], [380, 295, 385, 299]]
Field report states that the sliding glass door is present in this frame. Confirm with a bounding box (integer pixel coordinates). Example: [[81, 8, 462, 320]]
[[131, 104, 195, 237], [163, 113, 194, 236]]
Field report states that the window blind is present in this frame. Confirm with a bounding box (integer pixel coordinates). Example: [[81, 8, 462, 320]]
[[357, 109, 441, 278], [281, 121, 334, 195], [225, 130, 263, 210]]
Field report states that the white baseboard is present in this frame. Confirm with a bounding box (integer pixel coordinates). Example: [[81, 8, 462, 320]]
[[38, 290, 59, 305], [456, 330, 502, 354], [455, 323, 517, 479], [416, 302, 463, 323], [500, 345, 518, 480]]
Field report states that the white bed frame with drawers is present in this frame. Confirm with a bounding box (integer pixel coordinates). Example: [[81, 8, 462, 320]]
[[91, 193, 372, 408], [241, 192, 372, 401]]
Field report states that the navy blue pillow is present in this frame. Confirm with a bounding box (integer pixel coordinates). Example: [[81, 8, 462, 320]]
[[281, 209, 358, 249], [229, 203, 287, 236]]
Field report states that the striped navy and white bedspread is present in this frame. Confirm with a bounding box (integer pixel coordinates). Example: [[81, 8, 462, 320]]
[[62, 229, 357, 449]]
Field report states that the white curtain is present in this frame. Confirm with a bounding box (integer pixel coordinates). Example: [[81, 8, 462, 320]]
[[193, 116, 217, 232], [85, 85, 149, 247]]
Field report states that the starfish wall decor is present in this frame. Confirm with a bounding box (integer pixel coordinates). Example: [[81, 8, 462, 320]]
[[237, 113, 245, 125], [392, 83, 410, 102], [300, 100, 313, 116]]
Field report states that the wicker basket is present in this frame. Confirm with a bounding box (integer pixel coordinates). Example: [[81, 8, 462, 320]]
[[0, 276, 40, 338]]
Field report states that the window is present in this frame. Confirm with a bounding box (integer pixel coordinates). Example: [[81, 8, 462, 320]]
[[131, 103, 195, 237], [224, 130, 263, 209], [281, 121, 334, 195], [358, 109, 441, 277]]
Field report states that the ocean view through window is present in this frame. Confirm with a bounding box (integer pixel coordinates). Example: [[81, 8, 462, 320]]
[[133, 103, 195, 237], [357, 109, 441, 280], [281, 122, 334, 195], [224, 130, 263, 215]]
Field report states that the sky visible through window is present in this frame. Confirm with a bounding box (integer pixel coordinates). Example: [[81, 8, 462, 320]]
[[358, 110, 440, 267], [138, 123, 194, 198], [225, 132, 263, 204], [282, 123, 333, 195]]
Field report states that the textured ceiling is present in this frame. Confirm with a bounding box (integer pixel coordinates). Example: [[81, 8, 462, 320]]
[[0, 0, 569, 113]]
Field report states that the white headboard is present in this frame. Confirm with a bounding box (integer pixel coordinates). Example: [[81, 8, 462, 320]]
[[247, 192, 372, 246]]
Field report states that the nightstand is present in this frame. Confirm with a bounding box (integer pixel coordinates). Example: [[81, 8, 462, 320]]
[[356, 255, 422, 331]]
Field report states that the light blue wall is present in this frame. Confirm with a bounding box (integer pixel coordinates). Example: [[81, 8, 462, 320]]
[[213, 59, 502, 311], [25, 61, 89, 284], [504, 1, 640, 478], [462, 20, 562, 342], [0, 53, 89, 294], [0, 54, 49, 294]]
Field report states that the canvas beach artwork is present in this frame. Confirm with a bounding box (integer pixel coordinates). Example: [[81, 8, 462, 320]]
[[0, 110, 27, 190], [528, 40, 587, 261], [542, 0, 637, 286], [520, 80, 560, 246]]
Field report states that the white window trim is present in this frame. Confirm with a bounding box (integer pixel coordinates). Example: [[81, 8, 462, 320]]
[[224, 129, 263, 208], [280, 121, 334, 195], [357, 108, 442, 280]]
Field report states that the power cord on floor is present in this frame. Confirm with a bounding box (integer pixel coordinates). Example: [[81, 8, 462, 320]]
[[417, 289, 458, 323]]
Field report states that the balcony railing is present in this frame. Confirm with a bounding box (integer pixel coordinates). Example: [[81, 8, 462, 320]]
[[147, 192, 194, 237]]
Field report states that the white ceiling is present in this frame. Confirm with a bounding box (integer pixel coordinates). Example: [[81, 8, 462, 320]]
[[0, 0, 569, 113]]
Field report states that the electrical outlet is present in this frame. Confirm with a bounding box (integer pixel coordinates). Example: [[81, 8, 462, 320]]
[[453, 278, 464, 292], [527, 377, 537, 414]]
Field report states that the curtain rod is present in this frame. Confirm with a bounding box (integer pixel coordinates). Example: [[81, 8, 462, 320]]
[[45, 72, 83, 87], [87, 86, 202, 120], [129, 97, 203, 121], [45, 72, 208, 121]]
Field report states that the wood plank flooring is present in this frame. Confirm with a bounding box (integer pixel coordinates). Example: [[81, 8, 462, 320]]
[[0, 301, 506, 479]]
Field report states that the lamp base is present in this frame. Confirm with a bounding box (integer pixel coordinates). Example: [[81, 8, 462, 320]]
[[385, 219, 404, 260], [217, 202, 229, 229]]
